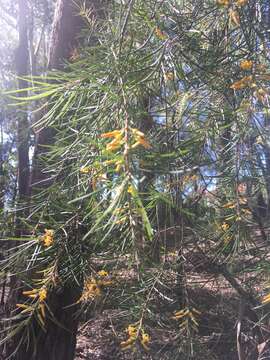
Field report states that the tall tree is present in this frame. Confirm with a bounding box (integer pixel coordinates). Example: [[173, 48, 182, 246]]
[[9, 2, 104, 359], [16, 0, 30, 202]]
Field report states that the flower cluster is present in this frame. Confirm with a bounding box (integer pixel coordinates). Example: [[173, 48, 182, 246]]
[[79, 278, 102, 302], [80, 128, 151, 188], [78, 270, 112, 303], [101, 129, 124, 151], [16, 287, 48, 324], [230, 60, 268, 102], [239, 59, 253, 71], [130, 128, 151, 149], [172, 307, 201, 332], [217, 0, 248, 7], [217, 0, 248, 28], [21, 287, 47, 302], [40, 229, 54, 247], [101, 128, 151, 153], [230, 75, 253, 90], [80, 166, 91, 174], [120, 324, 150, 351]]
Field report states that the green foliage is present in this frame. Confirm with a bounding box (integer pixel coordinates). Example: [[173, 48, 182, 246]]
[[1, 0, 270, 358]]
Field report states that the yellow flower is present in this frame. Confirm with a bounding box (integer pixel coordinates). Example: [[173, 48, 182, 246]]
[[101, 130, 123, 139], [154, 27, 167, 40], [131, 141, 141, 149], [115, 216, 128, 225], [120, 325, 139, 350], [80, 167, 91, 174], [240, 59, 253, 71], [230, 75, 252, 90], [127, 185, 136, 197], [98, 270, 108, 277], [222, 202, 235, 209], [130, 128, 151, 150], [230, 80, 245, 90], [104, 159, 116, 166], [101, 129, 124, 152], [97, 279, 113, 287], [140, 332, 150, 351], [78, 278, 102, 303], [115, 160, 124, 172], [236, 0, 248, 6], [23, 287, 47, 302], [221, 222, 230, 231], [106, 138, 123, 151], [127, 325, 137, 338], [45, 229, 53, 237], [41, 229, 54, 247], [216, 0, 230, 6], [131, 128, 145, 137], [172, 308, 190, 319], [38, 288, 47, 302], [172, 308, 200, 330], [120, 337, 136, 350]]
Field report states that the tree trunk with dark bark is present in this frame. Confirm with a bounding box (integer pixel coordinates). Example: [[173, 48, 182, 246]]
[[16, 0, 30, 202], [15, 285, 81, 360], [10, 2, 104, 360]]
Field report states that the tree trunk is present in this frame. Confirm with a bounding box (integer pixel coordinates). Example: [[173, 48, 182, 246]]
[[31, 0, 105, 188], [16, 285, 81, 360], [16, 0, 30, 202], [10, 2, 104, 360]]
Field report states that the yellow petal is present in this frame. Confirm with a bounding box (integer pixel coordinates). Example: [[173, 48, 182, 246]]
[[236, 0, 248, 6], [131, 128, 145, 137], [137, 137, 151, 149], [229, 9, 240, 26], [101, 130, 122, 138], [22, 289, 38, 295], [39, 303, 46, 318]]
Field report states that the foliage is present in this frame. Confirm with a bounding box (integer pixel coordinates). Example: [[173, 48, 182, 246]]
[[1, 0, 270, 358]]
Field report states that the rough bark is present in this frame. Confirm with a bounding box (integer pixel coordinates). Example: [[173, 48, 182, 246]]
[[11, 2, 104, 360], [15, 285, 81, 360], [31, 0, 105, 188], [16, 0, 30, 201]]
